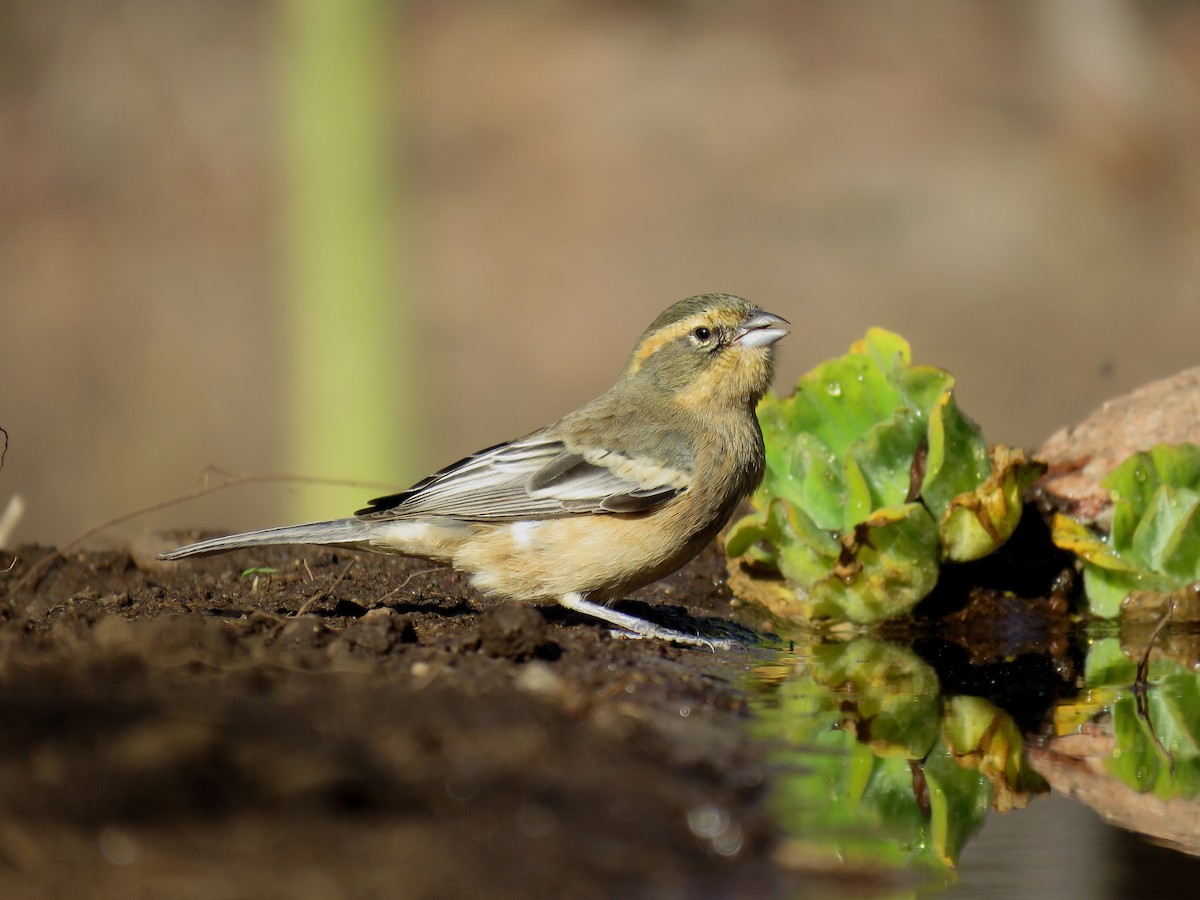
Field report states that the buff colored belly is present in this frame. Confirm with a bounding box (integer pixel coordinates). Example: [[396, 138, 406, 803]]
[[453, 511, 716, 604]]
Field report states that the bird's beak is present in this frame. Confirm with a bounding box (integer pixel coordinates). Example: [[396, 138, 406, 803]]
[[736, 309, 790, 348]]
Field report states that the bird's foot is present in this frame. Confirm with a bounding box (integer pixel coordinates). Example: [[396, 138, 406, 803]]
[[557, 592, 732, 651]]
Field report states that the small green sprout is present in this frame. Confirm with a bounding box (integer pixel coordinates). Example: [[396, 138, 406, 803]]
[[240, 566, 278, 593]]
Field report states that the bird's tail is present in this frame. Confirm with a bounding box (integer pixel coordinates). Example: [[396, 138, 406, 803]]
[[157, 518, 375, 561]]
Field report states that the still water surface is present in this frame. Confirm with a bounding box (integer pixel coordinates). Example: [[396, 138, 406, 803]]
[[746, 623, 1200, 896]]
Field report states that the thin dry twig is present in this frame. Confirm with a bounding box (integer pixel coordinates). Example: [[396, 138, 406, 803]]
[[1135, 600, 1176, 775], [371, 566, 443, 606]]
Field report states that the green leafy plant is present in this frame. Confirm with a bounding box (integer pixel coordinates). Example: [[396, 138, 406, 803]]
[[1052, 443, 1200, 618], [727, 328, 1044, 624]]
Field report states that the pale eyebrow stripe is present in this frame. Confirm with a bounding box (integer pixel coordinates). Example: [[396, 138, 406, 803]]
[[626, 314, 715, 375]]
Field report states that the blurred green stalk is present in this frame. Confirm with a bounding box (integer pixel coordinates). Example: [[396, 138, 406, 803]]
[[278, 0, 416, 521]]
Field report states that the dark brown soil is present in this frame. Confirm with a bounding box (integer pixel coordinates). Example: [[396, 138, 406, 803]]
[[0, 540, 810, 899]]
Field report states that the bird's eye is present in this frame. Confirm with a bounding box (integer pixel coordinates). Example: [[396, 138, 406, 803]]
[[692, 326, 712, 342]]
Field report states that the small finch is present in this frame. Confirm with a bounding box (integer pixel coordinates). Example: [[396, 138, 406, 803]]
[[160, 294, 789, 646]]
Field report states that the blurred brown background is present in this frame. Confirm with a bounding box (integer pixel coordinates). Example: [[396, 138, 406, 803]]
[[3, 0, 1200, 547]]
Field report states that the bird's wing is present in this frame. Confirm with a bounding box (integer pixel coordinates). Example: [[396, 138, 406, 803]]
[[355, 434, 690, 522]]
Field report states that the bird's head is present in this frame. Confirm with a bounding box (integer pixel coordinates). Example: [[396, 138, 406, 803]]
[[620, 293, 789, 410]]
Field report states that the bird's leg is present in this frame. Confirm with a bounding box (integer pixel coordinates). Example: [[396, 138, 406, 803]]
[[556, 592, 731, 650]]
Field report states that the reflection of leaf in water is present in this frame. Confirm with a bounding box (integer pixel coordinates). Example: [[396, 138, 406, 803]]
[[1072, 637, 1200, 799], [807, 638, 941, 758], [924, 737, 992, 866], [1035, 632, 1200, 854], [750, 639, 959, 882], [942, 696, 1048, 812], [749, 636, 1047, 883]]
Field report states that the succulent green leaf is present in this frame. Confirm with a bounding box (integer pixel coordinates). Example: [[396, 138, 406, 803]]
[[1130, 487, 1193, 575], [856, 326, 909, 366], [1053, 444, 1200, 618], [921, 383, 991, 518], [805, 504, 941, 624], [1107, 443, 1200, 515], [789, 433, 845, 531], [791, 364, 899, 458], [1080, 566, 1156, 618], [1161, 501, 1200, 582], [724, 509, 770, 560], [846, 410, 926, 514], [842, 454, 873, 531], [1051, 514, 1138, 572], [940, 446, 1045, 563], [770, 499, 841, 588], [728, 328, 1040, 623]]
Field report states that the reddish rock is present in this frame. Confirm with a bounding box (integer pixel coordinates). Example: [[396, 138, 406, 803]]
[[1036, 366, 1200, 523]]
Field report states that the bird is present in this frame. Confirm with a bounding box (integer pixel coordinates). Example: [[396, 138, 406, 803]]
[[159, 294, 789, 647]]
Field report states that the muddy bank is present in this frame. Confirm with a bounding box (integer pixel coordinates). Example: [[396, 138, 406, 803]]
[[0, 541, 816, 899]]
